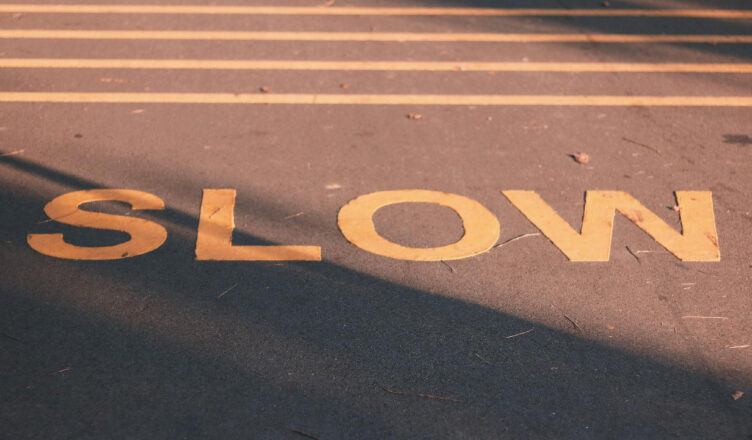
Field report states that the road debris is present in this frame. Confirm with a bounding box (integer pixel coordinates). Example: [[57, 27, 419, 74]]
[[504, 328, 534, 339], [475, 353, 492, 365], [207, 207, 221, 219], [728, 345, 750, 349], [382, 386, 465, 403], [292, 429, 320, 440], [2, 332, 20, 341], [549, 303, 582, 332], [259, 86, 271, 93], [37, 210, 77, 224], [625, 246, 641, 262], [622, 137, 662, 156], [217, 283, 238, 299], [732, 391, 744, 400], [0, 149, 24, 157], [51, 367, 71, 375], [563, 314, 581, 332], [325, 183, 341, 190], [407, 113, 423, 120], [283, 212, 304, 220], [494, 232, 540, 249], [440, 260, 456, 273], [340, 83, 350, 89], [571, 152, 590, 164], [723, 134, 752, 147], [131, 109, 145, 114]]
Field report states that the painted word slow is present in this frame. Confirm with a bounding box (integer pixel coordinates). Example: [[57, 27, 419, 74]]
[[27, 188, 720, 262]]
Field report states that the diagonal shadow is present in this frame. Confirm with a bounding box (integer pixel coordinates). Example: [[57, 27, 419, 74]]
[[1, 153, 750, 438], [401, 0, 752, 63]]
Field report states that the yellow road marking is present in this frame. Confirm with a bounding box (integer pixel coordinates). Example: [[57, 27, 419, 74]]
[[3, 58, 752, 73], [1, 30, 751, 43], [195, 189, 321, 261], [337, 190, 500, 261], [502, 191, 720, 262], [1, 92, 751, 106], [1, 4, 751, 17], [27, 190, 167, 260]]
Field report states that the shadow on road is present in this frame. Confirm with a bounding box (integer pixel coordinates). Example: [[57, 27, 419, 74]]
[[1, 153, 750, 438]]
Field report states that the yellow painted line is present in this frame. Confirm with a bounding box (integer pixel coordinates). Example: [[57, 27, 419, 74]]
[[0, 4, 751, 17], [1, 92, 751, 106], [2, 30, 752, 43], [3, 58, 752, 73]]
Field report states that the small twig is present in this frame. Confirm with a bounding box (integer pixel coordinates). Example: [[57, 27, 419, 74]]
[[382, 386, 465, 403], [549, 303, 582, 332], [2, 332, 20, 341], [728, 345, 750, 349], [695, 269, 719, 277], [0, 149, 24, 157], [51, 367, 71, 375], [292, 429, 320, 440], [474, 353, 492, 364], [563, 314, 581, 332], [494, 232, 540, 249], [504, 328, 535, 339], [681, 315, 729, 320], [625, 246, 641, 263], [37, 210, 77, 224], [284, 212, 304, 220], [622, 137, 662, 156], [440, 260, 455, 273], [217, 283, 238, 298], [207, 207, 221, 219]]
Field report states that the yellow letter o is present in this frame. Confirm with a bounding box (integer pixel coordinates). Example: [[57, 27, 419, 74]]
[[338, 190, 500, 261]]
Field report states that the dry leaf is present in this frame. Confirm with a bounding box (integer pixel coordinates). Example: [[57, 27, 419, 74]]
[[606, 325, 615, 330], [732, 391, 744, 400], [340, 83, 350, 89], [407, 114, 424, 120], [259, 86, 271, 93], [572, 152, 590, 164]]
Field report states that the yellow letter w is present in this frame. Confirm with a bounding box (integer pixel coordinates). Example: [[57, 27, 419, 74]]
[[501, 191, 719, 262]]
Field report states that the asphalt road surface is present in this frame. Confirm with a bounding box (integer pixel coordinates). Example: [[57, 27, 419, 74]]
[[1, 0, 751, 438]]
